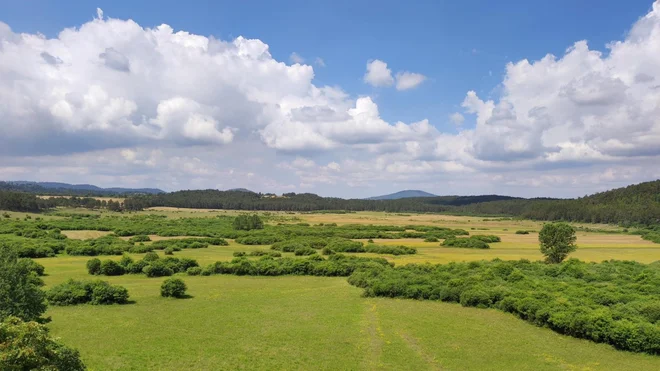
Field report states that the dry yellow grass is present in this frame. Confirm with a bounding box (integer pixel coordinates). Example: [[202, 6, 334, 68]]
[[61, 230, 112, 239]]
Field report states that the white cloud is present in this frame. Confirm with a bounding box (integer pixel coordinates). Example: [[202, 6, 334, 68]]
[[1, 4, 660, 198], [289, 52, 305, 64], [315, 57, 325, 67], [449, 112, 465, 125], [364, 59, 394, 87], [395, 71, 426, 90]]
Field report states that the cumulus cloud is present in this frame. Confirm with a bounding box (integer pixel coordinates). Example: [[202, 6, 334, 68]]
[[395, 71, 426, 90], [449, 112, 465, 125], [364, 59, 394, 87], [1, 4, 660, 198], [289, 52, 305, 64]]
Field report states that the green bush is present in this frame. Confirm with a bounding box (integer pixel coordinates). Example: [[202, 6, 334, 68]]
[[515, 230, 530, 235], [99, 260, 124, 276], [143, 261, 174, 277], [424, 236, 439, 242], [470, 235, 501, 243], [294, 247, 317, 256], [233, 214, 264, 231], [86, 258, 102, 275], [441, 237, 490, 249], [233, 251, 246, 257], [164, 247, 174, 255], [19, 258, 45, 276], [128, 235, 151, 243], [46, 279, 129, 306], [143, 251, 160, 262], [161, 278, 187, 298], [186, 267, 202, 276]]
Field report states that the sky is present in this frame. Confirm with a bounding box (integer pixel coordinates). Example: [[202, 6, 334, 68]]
[[0, 0, 659, 198]]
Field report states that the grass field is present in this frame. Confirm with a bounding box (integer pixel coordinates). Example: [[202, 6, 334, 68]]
[[40, 251, 660, 370], [5, 208, 660, 369]]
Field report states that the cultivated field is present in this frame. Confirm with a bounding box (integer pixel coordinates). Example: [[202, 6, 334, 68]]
[[3, 208, 660, 369]]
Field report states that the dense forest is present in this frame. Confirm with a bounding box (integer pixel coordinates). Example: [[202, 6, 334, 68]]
[[1, 180, 658, 226]]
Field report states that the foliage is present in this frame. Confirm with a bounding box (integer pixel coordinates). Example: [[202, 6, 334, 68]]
[[128, 235, 151, 243], [46, 279, 129, 306], [99, 260, 124, 276], [347, 258, 660, 354], [364, 244, 416, 255], [539, 222, 577, 263], [160, 278, 188, 298], [201, 254, 392, 277], [86, 258, 101, 275], [0, 244, 47, 322], [233, 214, 264, 231], [0, 316, 86, 370], [515, 230, 530, 235], [441, 237, 490, 249]]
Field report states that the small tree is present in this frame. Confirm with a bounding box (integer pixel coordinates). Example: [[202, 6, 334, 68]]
[[539, 222, 577, 263], [232, 214, 264, 231], [0, 244, 47, 322], [160, 278, 187, 298]]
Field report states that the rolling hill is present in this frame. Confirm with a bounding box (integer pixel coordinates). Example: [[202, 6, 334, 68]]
[[367, 190, 437, 200]]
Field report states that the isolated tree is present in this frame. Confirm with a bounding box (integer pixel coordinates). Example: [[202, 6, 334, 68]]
[[0, 244, 47, 322], [538, 222, 577, 263], [0, 316, 86, 370]]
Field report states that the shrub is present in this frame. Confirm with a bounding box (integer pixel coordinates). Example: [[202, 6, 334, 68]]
[[294, 247, 317, 256], [186, 267, 202, 276], [128, 235, 151, 243], [0, 316, 86, 370], [86, 258, 102, 275], [470, 235, 501, 243], [46, 279, 129, 306], [233, 251, 246, 257], [364, 244, 416, 255], [235, 235, 282, 245], [424, 236, 439, 242], [515, 230, 530, 235], [161, 278, 187, 298], [128, 243, 154, 253], [321, 247, 335, 255], [118, 254, 134, 268], [88, 280, 129, 305], [164, 247, 174, 255], [326, 239, 365, 253], [143, 261, 174, 277], [19, 258, 45, 276], [143, 251, 160, 262], [442, 237, 490, 249], [99, 260, 124, 276]]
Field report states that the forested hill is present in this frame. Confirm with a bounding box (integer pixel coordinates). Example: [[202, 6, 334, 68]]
[[0, 181, 163, 196], [455, 180, 660, 225], [1, 180, 658, 226], [123, 190, 517, 213]]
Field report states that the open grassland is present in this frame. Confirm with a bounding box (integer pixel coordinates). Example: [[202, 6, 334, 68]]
[[38, 251, 660, 371], [4, 207, 660, 369]]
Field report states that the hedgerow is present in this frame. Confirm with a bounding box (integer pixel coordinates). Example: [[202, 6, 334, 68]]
[[88, 255, 199, 278], [347, 259, 660, 354]]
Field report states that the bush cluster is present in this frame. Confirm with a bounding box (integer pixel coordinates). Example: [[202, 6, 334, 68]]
[[441, 237, 490, 249], [46, 279, 129, 305], [515, 230, 530, 235], [348, 259, 660, 354], [233, 214, 264, 231], [87, 254, 199, 278], [200, 254, 391, 277]]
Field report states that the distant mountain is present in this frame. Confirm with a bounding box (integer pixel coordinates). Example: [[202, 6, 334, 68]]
[[227, 188, 255, 193], [2, 181, 164, 195], [367, 190, 437, 200]]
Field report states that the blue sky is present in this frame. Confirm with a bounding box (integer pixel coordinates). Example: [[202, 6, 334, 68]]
[[0, 1, 659, 197]]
